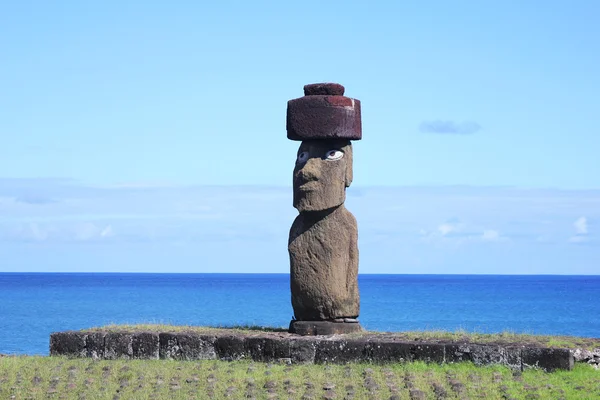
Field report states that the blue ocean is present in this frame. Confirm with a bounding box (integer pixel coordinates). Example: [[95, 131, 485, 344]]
[[1, 273, 599, 355]]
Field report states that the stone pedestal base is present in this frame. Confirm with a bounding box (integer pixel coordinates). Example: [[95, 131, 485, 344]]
[[49, 328, 576, 371], [289, 320, 363, 336]]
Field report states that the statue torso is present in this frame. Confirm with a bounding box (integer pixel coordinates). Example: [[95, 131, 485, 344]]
[[288, 205, 359, 320]]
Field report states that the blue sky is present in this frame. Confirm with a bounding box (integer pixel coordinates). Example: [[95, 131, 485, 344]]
[[0, 1, 598, 273]]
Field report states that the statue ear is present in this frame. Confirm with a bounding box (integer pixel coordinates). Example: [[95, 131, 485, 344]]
[[344, 143, 353, 187]]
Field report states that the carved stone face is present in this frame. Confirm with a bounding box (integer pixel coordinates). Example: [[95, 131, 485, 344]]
[[293, 139, 353, 212]]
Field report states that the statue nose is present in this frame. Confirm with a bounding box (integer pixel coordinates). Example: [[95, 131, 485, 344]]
[[298, 159, 320, 181]]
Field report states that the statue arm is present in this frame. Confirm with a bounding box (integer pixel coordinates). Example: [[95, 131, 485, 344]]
[[288, 215, 302, 245], [346, 210, 360, 318]]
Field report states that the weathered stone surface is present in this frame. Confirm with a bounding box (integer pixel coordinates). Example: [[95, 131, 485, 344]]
[[370, 341, 413, 362], [289, 320, 362, 336], [158, 332, 179, 359], [246, 337, 290, 362], [287, 83, 362, 331], [289, 204, 359, 321], [292, 140, 353, 212], [591, 348, 600, 368], [410, 343, 445, 363], [50, 331, 86, 357], [177, 333, 216, 360], [132, 332, 159, 359], [445, 344, 521, 370], [304, 83, 345, 96], [104, 332, 133, 359], [215, 335, 247, 361], [522, 347, 574, 371], [290, 338, 317, 363], [369, 341, 445, 364], [49, 330, 581, 371], [571, 348, 593, 362], [571, 347, 600, 368], [86, 332, 105, 360], [315, 339, 370, 363], [159, 332, 217, 360], [289, 140, 359, 322], [287, 83, 361, 141]]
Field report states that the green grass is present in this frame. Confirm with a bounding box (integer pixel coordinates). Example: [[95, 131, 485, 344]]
[[1, 356, 598, 399], [85, 324, 600, 350]]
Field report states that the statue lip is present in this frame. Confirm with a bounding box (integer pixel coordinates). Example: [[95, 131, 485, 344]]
[[296, 180, 318, 191]]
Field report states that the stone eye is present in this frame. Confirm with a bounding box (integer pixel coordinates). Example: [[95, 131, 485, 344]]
[[297, 151, 309, 163], [325, 150, 344, 161]]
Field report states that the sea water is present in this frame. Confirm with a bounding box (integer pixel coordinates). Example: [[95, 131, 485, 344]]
[[0, 273, 598, 355]]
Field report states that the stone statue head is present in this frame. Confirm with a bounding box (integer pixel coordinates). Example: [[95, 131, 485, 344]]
[[293, 139, 353, 212]]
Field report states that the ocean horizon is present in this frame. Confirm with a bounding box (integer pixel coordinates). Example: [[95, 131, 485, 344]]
[[4, 272, 600, 275], [1, 273, 599, 355]]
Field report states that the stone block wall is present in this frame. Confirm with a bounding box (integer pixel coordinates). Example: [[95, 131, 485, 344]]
[[50, 330, 577, 372]]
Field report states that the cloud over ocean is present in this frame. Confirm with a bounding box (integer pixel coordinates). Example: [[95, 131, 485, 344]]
[[1, 179, 597, 274]]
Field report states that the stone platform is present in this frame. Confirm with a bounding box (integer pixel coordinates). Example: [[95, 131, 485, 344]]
[[289, 320, 363, 335], [50, 329, 574, 372]]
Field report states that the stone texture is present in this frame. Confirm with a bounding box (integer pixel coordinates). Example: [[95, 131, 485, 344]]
[[104, 332, 133, 359], [445, 344, 521, 370], [132, 332, 159, 359], [178, 333, 217, 360], [215, 335, 247, 361], [304, 83, 345, 96], [571, 347, 600, 368], [571, 348, 593, 362], [287, 84, 362, 141], [289, 320, 362, 336], [315, 339, 370, 363], [246, 337, 290, 362], [370, 341, 413, 362], [522, 347, 574, 372], [158, 332, 179, 359], [289, 140, 359, 322], [50, 331, 86, 357], [410, 343, 445, 363], [292, 140, 353, 212], [158, 332, 217, 360], [86, 332, 105, 360], [289, 339, 317, 363], [287, 83, 362, 332], [49, 330, 577, 370], [369, 341, 445, 364], [289, 204, 359, 321]]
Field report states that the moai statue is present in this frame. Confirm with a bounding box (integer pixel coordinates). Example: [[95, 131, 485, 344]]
[[286, 83, 363, 335]]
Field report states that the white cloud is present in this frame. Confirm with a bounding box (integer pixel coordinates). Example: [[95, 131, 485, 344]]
[[482, 230, 500, 242], [419, 120, 481, 135], [568, 217, 591, 244], [72, 223, 119, 241], [100, 225, 114, 238], [438, 223, 457, 236], [574, 217, 588, 235], [569, 235, 589, 244], [27, 223, 48, 241], [421, 224, 507, 244], [74, 222, 100, 241], [2, 181, 600, 273], [418, 222, 462, 241], [1, 180, 599, 249], [535, 235, 552, 243]]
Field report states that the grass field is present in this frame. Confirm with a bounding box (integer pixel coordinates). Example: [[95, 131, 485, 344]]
[[1, 356, 598, 400]]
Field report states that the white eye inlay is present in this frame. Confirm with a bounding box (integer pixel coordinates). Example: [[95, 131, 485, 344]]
[[325, 150, 344, 161], [297, 151, 309, 163]]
